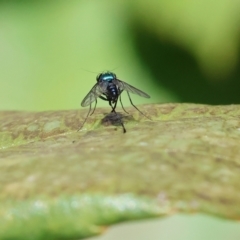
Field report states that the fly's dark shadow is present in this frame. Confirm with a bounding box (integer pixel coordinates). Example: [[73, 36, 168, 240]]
[[78, 71, 150, 133], [101, 112, 132, 133]]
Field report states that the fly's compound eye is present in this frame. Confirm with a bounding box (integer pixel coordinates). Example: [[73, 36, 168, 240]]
[[96, 73, 102, 82]]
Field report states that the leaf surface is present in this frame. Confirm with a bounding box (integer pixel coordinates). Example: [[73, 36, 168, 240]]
[[1, 104, 240, 239]]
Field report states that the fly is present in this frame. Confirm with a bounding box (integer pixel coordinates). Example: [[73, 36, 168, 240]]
[[79, 71, 150, 133]]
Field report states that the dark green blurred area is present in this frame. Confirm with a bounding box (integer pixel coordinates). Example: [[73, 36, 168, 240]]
[[134, 28, 240, 104], [0, 1, 240, 239]]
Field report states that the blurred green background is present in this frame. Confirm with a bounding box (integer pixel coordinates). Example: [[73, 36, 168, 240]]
[[1, 0, 240, 112], [1, 0, 240, 239]]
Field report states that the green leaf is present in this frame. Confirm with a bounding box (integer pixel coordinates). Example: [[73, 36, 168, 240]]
[[1, 103, 240, 239]]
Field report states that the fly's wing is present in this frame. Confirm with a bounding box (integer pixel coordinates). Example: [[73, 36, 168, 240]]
[[81, 83, 106, 107], [115, 79, 150, 98]]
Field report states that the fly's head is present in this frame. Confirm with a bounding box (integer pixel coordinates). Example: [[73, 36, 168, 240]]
[[96, 72, 117, 83]]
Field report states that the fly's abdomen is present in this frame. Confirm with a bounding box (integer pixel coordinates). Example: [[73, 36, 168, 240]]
[[107, 84, 118, 101]]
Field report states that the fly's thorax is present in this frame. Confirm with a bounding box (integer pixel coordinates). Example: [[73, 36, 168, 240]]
[[96, 71, 117, 83]]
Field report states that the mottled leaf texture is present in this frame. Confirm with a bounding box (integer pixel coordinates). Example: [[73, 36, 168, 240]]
[[1, 103, 240, 240]]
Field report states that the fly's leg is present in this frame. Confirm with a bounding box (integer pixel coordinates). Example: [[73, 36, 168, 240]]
[[119, 92, 129, 114], [118, 91, 127, 132], [126, 91, 151, 120], [121, 121, 126, 133], [109, 98, 118, 113], [90, 99, 97, 116], [99, 95, 108, 101], [108, 98, 126, 133], [78, 101, 95, 132]]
